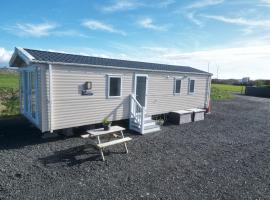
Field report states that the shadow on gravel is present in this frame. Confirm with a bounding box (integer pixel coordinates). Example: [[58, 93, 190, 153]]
[[39, 143, 102, 166], [0, 116, 64, 150], [39, 143, 127, 166]]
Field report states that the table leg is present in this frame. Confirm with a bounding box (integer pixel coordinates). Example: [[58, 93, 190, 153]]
[[97, 136, 105, 161], [97, 136, 101, 144], [100, 149, 105, 161], [121, 130, 128, 154]]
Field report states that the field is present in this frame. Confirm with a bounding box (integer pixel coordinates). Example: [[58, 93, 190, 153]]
[[0, 72, 19, 89], [211, 84, 245, 100], [0, 72, 20, 117], [212, 84, 245, 93]]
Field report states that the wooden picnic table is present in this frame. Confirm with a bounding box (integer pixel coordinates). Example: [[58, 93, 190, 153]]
[[86, 126, 132, 161]]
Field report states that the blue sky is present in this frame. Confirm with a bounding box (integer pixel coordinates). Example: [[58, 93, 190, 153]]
[[0, 0, 270, 79]]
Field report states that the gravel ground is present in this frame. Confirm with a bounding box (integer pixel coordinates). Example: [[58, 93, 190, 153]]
[[0, 95, 270, 200]]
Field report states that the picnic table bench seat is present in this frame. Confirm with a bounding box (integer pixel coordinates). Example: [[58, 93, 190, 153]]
[[97, 137, 132, 149], [85, 126, 132, 161]]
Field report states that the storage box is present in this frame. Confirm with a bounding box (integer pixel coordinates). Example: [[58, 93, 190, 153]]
[[169, 110, 193, 124], [187, 108, 205, 121]]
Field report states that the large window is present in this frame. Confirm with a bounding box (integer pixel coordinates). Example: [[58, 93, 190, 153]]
[[21, 68, 38, 124], [189, 79, 195, 94], [108, 75, 122, 98], [174, 79, 181, 95]]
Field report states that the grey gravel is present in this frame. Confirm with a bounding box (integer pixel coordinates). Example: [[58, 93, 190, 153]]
[[0, 95, 270, 200]]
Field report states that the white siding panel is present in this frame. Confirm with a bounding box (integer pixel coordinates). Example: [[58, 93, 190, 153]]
[[49, 65, 210, 130], [51, 65, 133, 130], [147, 74, 208, 115]]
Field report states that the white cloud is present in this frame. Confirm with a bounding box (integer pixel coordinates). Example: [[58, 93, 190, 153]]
[[101, 0, 175, 12], [14, 22, 57, 37], [102, 0, 141, 12], [183, 0, 224, 26], [157, 0, 175, 8], [186, 0, 224, 9], [137, 18, 167, 31], [202, 15, 270, 28], [0, 47, 12, 66], [186, 12, 203, 26], [53, 30, 88, 38], [27, 42, 270, 80], [82, 19, 126, 35], [3, 22, 86, 38], [141, 44, 270, 79], [260, 0, 270, 5]]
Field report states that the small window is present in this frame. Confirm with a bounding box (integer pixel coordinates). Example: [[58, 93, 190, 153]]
[[108, 75, 122, 98], [189, 79, 195, 94], [174, 79, 181, 94]]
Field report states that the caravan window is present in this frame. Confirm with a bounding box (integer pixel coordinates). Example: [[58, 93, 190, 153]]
[[174, 79, 181, 94], [108, 75, 122, 98], [189, 79, 195, 94]]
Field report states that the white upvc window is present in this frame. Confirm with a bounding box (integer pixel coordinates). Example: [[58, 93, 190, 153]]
[[107, 75, 122, 98], [188, 79, 195, 94], [174, 78, 182, 95], [20, 67, 39, 125]]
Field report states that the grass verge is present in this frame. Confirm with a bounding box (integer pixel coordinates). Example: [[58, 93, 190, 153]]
[[0, 73, 20, 117], [211, 84, 245, 100], [0, 72, 19, 89]]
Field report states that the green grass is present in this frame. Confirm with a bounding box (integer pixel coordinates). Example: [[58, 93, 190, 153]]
[[0, 73, 20, 117], [0, 73, 19, 89], [211, 84, 245, 101], [212, 84, 245, 93]]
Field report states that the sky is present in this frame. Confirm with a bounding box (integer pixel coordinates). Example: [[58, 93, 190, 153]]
[[0, 0, 270, 79]]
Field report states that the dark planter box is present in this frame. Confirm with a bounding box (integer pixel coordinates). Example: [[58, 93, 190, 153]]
[[169, 110, 193, 125]]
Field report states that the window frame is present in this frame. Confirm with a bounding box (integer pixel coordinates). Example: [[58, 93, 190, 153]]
[[173, 78, 182, 95], [107, 75, 122, 98], [188, 79, 195, 94], [19, 66, 39, 126]]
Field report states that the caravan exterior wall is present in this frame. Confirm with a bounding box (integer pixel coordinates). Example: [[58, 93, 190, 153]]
[[37, 64, 210, 132]]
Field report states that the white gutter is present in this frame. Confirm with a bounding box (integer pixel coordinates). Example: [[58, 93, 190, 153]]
[[48, 64, 54, 133]]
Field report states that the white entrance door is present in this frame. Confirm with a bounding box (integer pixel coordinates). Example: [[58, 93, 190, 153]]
[[134, 74, 148, 108]]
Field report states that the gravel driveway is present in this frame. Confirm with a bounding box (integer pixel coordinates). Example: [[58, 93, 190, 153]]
[[0, 95, 270, 200]]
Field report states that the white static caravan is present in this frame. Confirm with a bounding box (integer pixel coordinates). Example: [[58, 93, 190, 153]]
[[10, 47, 212, 134]]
